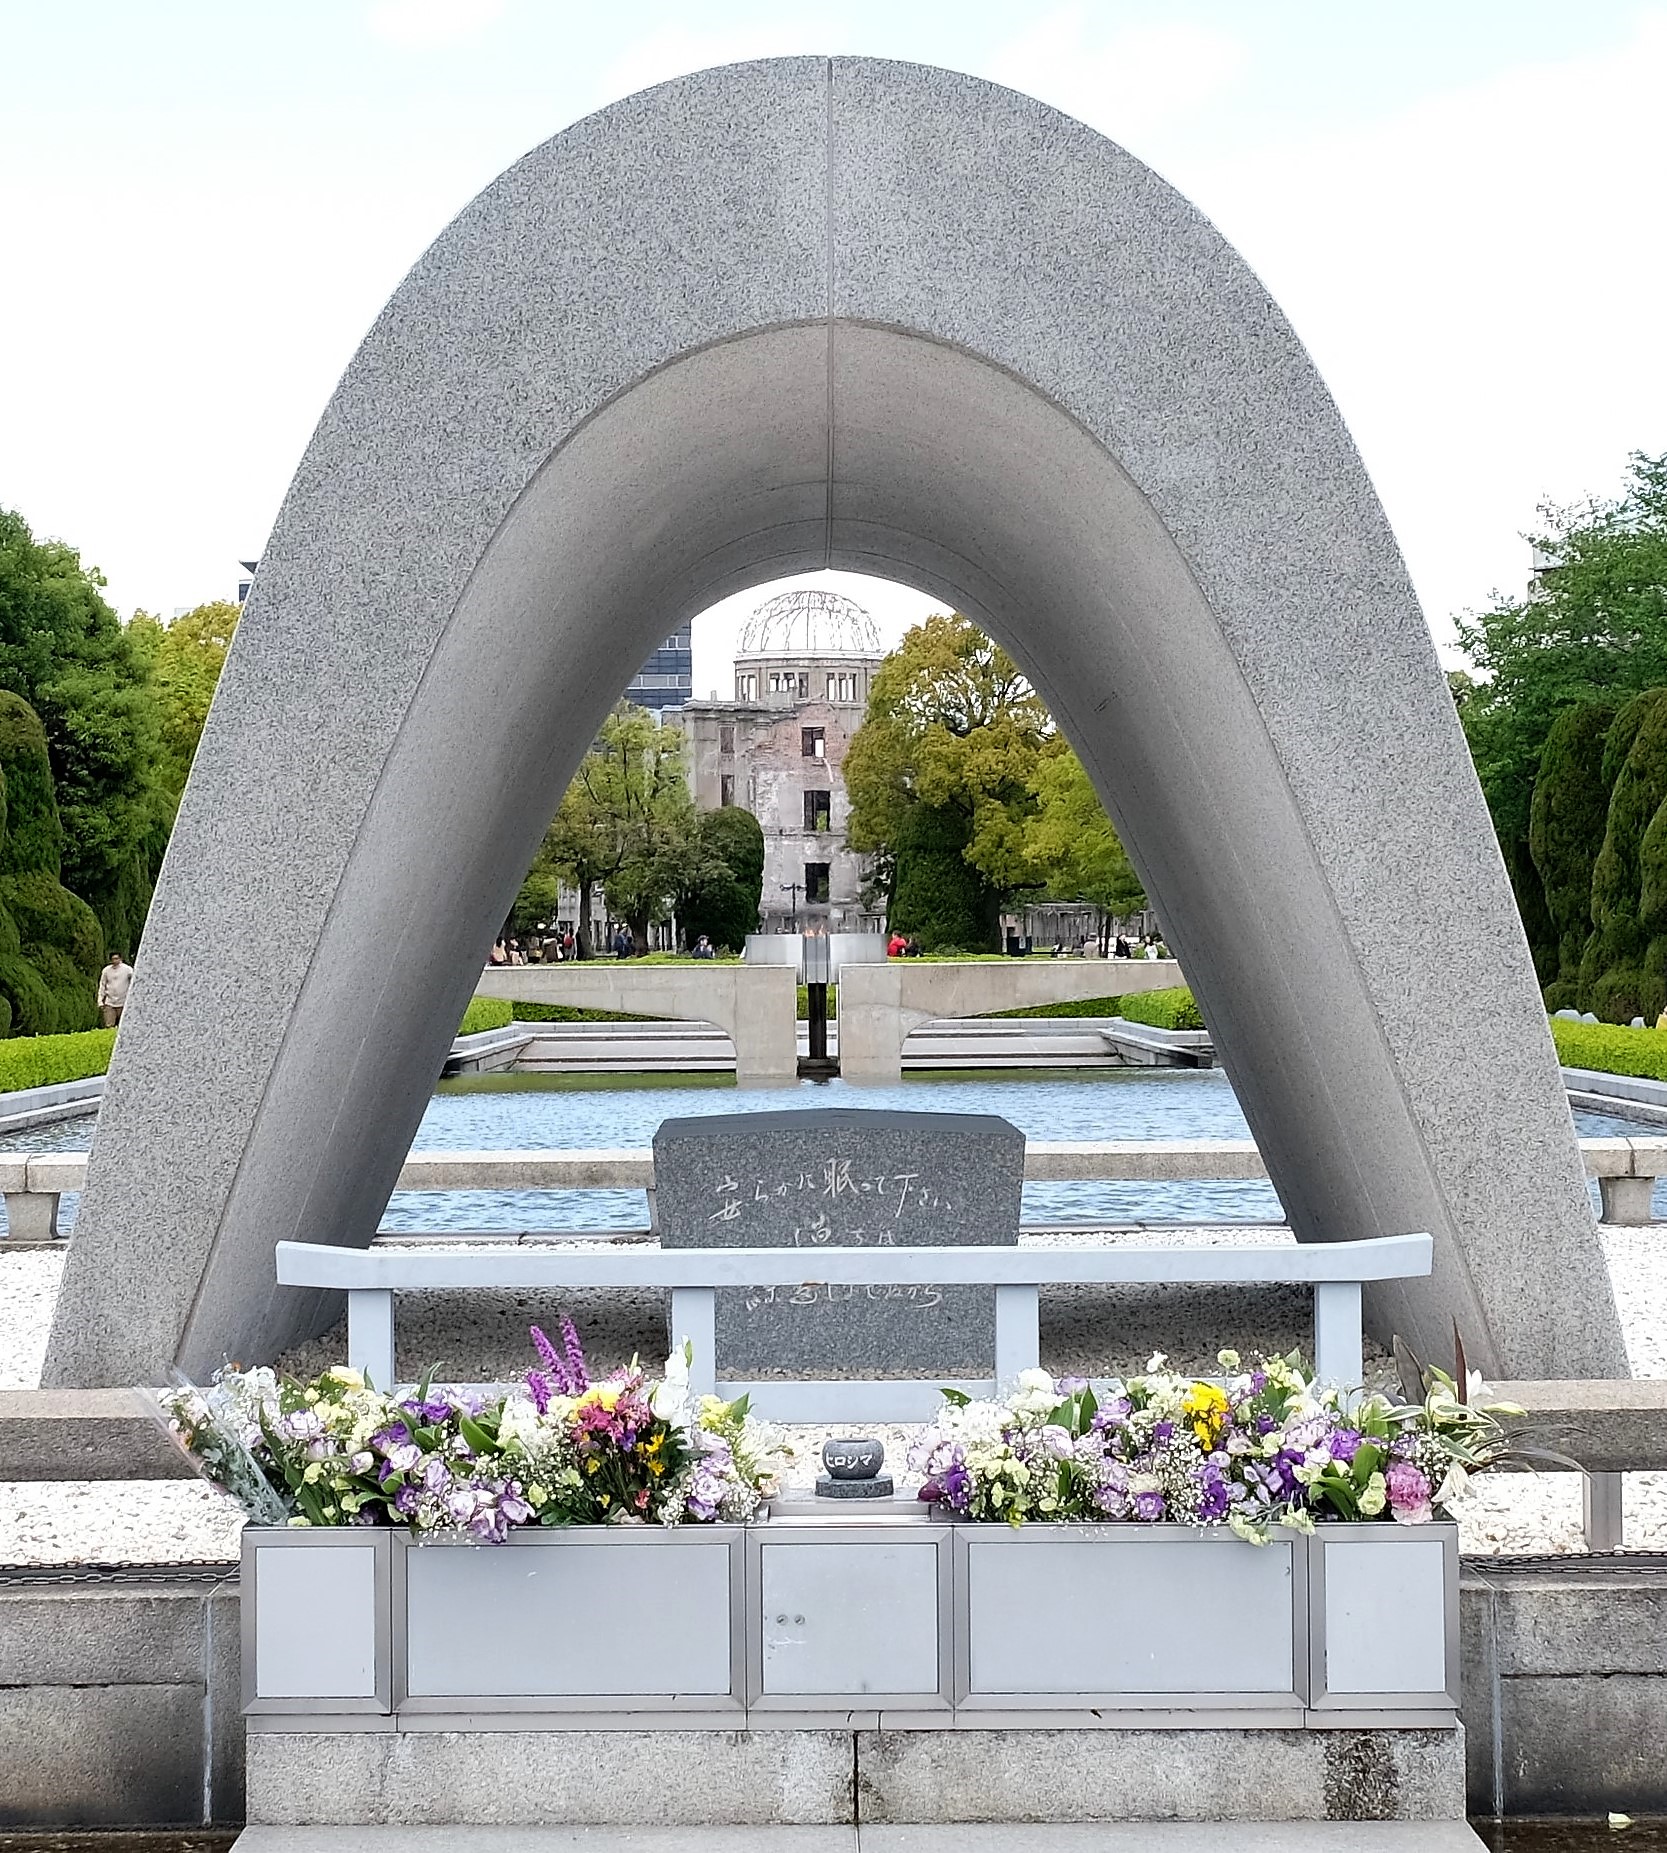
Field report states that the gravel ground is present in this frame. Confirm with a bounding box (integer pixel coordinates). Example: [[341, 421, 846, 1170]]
[[3, 1224, 1664, 1563]]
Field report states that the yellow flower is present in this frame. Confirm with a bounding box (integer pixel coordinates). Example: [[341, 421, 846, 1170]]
[[1183, 1382, 1230, 1447], [302, 1462, 323, 1484], [528, 1484, 549, 1507], [325, 1367, 365, 1390], [578, 1385, 621, 1412]]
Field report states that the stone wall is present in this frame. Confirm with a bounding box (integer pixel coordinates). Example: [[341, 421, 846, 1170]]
[[3, 1562, 1662, 1825], [0, 1570, 241, 1827]]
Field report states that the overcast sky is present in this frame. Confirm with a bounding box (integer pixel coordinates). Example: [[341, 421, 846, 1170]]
[[3, 1, 1664, 688]]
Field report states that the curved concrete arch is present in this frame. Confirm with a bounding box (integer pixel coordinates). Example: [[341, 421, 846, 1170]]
[[46, 57, 1624, 1384], [474, 963, 798, 1083]]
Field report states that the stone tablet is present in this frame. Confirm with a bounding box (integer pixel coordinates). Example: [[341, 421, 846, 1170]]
[[653, 1109, 1024, 1378]]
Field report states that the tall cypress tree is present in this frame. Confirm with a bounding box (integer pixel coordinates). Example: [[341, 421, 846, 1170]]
[[1581, 688, 1667, 1020], [0, 692, 104, 1034], [1529, 700, 1618, 1006], [0, 509, 165, 952]]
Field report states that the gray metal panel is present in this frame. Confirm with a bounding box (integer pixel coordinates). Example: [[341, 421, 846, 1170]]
[[955, 1526, 1304, 1708], [241, 1527, 390, 1714], [398, 1529, 740, 1703], [1309, 1523, 1459, 1713], [755, 1537, 944, 1700]]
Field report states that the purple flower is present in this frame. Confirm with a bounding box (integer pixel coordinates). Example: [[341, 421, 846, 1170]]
[[1152, 1420, 1174, 1443], [1195, 1463, 1231, 1522], [526, 1368, 552, 1415], [1249, 1369, 1269, 1393], [1330, 1428, 1363, 1465], [392, 1483, 420, 1517], [1132, 1489, 1165, 1521]]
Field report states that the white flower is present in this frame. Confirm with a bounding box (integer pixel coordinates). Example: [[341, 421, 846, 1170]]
[[650, 1344, 692, 1421], [1146, 1352, 1168, 1373], [1435, 1463, 1470, 1507]]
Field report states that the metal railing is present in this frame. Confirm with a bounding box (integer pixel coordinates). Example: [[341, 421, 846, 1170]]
[[274, 1231, 1434, 1425]]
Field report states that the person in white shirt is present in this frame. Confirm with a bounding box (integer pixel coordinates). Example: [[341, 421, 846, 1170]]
[[97, 953, 133, 1027]]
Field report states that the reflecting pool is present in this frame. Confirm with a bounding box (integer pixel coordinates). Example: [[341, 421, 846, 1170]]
[[4, 1067, 1652, 1233]]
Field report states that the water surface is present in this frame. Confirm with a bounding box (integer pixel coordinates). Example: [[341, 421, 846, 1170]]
[[3, 1068, 1649, 1234]]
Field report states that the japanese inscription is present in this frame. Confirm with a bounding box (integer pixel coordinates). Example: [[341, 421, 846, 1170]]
[[653, 1108, 1024, 1377]]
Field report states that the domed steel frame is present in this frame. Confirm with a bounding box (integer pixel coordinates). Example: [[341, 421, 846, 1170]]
[[737, 586, 882, 660]]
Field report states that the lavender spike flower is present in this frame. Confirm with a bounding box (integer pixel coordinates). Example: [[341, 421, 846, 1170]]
[[526, 1368, 552, 1415], [560, 1315, 589, 1392], [529, 1324, 572, 1394]]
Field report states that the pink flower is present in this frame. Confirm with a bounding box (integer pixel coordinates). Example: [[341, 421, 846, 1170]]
[[1385, 1459, 1432, 1524]]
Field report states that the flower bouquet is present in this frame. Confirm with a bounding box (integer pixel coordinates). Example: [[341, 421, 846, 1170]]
[[164, 1318, 788, 1541], [909, 1350, 1520, 1536]]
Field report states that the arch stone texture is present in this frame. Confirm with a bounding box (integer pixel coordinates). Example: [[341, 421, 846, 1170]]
[[45, 57, 1625, 1386]]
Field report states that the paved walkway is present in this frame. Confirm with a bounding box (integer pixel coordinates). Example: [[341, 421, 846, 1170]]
[[232, 1822, 1488, 1850]]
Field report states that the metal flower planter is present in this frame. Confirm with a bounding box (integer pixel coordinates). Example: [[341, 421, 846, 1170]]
[[241, 1516, 1457, 1729]]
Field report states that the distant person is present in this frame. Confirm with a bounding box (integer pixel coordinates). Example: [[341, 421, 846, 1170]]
[[489, 939, 509, 967], [1114, 935, 1132, 959], [887, 930, 907, 957], [906, 937, 924, 957], [561, 929, 576, 960], [612, 925, 635, 960], [1051, 938, 1065, 959], [97, 952, 133, 1028], [507, 939, 525, 966], [692, 935, 715, 960]]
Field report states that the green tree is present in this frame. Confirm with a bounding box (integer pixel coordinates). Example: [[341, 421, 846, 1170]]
[[525, 704, 696, 954], [0, 509, 166, 951], [1528, 700, 1618, 1004], [1579, 688, 1667, 1021], [1455, 452, 1667, 939], [128, 600, 240, 803], [678, 806, 764, 951], [845, 613, 1054, 947], [0, 692, 105, 1034], [887, 801, 997, 951], [1024, 748, 1146, 947]]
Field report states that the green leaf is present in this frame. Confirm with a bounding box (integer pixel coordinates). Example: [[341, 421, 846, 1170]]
[[459, 1414, 497, 1456]]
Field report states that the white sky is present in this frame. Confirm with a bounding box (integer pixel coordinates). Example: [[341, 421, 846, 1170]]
[[3, 2, 1664, 682]]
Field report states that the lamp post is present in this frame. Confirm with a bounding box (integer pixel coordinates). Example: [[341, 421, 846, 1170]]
[[780, 880, 802, 931]]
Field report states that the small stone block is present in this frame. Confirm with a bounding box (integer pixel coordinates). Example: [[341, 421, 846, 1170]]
[[815, 1474, 895, 1499]]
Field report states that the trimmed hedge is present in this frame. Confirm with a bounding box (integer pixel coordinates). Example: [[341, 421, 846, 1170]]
[[1115, 986, 1206, 1032], [1549, 1016, 1667, 1082], [503, 1001, 657, 1024], [457, 997, 513, 1037], [990, 996, 1126, 1020], [0, 1026, 115, 1094], [989, 985, 1205, 1029]]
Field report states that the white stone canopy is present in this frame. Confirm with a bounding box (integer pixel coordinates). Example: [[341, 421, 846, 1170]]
[[45, 57, 1625, 1387]]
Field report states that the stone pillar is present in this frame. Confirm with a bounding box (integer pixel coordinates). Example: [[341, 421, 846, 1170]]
[[1598, 1174, 1655, 1225], [726, 965, 799, 1087], [3, 1192, 59, 1241]]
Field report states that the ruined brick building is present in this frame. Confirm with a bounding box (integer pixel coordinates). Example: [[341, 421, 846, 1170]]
[[682, 588, 886, 934]]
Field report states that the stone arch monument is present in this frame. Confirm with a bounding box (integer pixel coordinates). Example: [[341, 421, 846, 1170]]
[[46, 58, 1625, 1386]]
